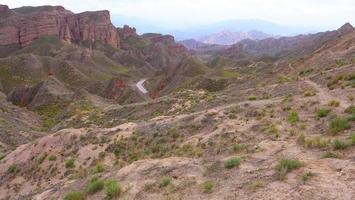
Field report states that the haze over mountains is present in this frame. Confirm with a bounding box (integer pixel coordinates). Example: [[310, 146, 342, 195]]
[[0, 3, 354, 200], [112, 17, 337, 41], [195, 29, 273, 45]]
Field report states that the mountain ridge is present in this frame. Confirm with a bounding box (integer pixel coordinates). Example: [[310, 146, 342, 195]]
[[195, 29, 273, 45], [0, 4, 119, 48]]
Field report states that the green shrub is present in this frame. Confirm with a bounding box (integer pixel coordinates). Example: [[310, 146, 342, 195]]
[[328, 100, 340, 107], [301, 136, 331, 149], [351, 134, 355, 145], [330, 117, 350, 135], [298, 133, 306, 144], [301, 172, 314, 183], [246, 180, 265, 191], [333, 139, 350, 150], [228, 113, 237, 119], [335, 59, 347, 67], [233, 143, 247, 152], [322, 151, 341, 158], [275, 158, 302, 180], [8, 164, 20, 173], [35, 153, 47, 165], [202, 180, 214, 193], [86, 177, 104, 194], [0, 154, 5, 161], [158, 176, 171, 188], [288, 111, 299, 124], [248, 96, 257, 101], [48, 155, 57, 161], [65, 157, 75, 168], [105, 179, 121, 199], [224, 157, 241, 169], [348, 113, 355, 121], [344, 105, 355, 114], [204, 162, 222, 175], [316, 108, 330, 119], [94, 163, 105, 173], [63, 191, 85, 200], [262, 124, 281, 138], [303, 91, 316, 97], [143, 182, 155, 192]]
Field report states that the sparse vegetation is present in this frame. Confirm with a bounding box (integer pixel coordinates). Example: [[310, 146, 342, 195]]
[[224, 157, 241, 169], [328, 100, 340, 107], [298, 135, 331, 149], [275, 158, 302, 180], [263, 124, 281, 139], [288, 111, 299, 124], [94, 163, 105, 173], [278, 75, 291, 83], [246, 180, 265, 191], [48, 155, 57, 161], [8, 164, 20, 173], [333, 139, 350, 150], [105, 179, 121, 199], [327, 73, 355, 89], [222, 70, 240, 79], [351, 133, 355, 144], [303, 90, 316, 97], [335, 59, 347, 67], [1, 7, 355, 199], [63, 191, 85, 200], [330, 117, 350, 135], [301, 172, 314, 183], [65, 157, 75, 168], [322, 151, 341, 158], [248, 95, 257, 101], [158, 176, 172, 188], [86, 177, 104, 194], [233, 143, 248, 152], [144, 182, 155, 192], [202, 180, 214, 193], [34, 102, 69, 128], [344, 105, 355, 114], [316, 108, 330, 119], [107, 127, 205, 164]]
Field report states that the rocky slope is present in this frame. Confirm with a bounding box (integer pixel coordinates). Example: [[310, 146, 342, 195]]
[[0, 4, 211, 153], [0, 91, 43, 155]]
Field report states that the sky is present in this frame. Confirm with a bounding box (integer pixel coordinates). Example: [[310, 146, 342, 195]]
[[1, 0, 354, 29]]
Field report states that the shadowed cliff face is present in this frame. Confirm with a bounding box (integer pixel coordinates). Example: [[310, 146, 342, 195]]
[[0, 5, 119, 48]]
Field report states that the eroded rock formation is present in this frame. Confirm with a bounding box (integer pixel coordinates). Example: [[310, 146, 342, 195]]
[[0, 5, 119, 48]]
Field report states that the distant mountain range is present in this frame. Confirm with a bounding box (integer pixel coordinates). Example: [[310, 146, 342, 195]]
[[196, 29, 273, 45], [112, 17, 336, 41]]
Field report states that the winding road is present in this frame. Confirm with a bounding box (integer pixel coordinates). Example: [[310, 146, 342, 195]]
[[136, 79, 148, 94]]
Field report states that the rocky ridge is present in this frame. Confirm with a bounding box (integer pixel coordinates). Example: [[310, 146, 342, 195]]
[[0, 5, 119, 48]]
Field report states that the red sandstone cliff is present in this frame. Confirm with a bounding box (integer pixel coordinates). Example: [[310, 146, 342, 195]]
[[0, 5, 119, 48]]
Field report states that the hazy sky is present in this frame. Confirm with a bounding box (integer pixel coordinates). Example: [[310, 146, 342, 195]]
[[2, 0, 354, 28]]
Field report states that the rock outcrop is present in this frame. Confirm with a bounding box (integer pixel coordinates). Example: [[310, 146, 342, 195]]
[[0, 5, 119, 48], [7, 77, 74, 108], [117, 25, 137, 39]]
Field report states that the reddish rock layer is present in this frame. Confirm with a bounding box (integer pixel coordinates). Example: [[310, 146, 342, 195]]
[[118, 25, 137, 39], [0, 5, 119, 48]]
